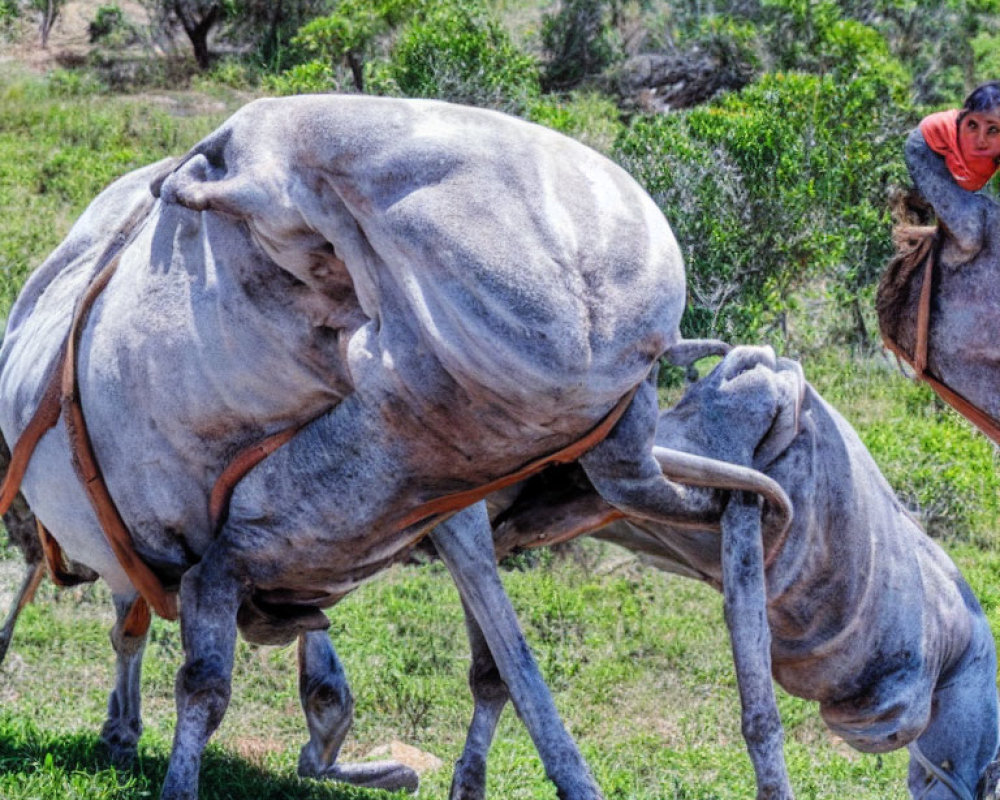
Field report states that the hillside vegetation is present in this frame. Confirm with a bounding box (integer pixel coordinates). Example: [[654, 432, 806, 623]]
[[0, 1, 999, 798]]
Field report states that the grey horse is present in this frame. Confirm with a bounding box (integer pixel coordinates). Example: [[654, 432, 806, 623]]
[[0, 95, 759, 800]]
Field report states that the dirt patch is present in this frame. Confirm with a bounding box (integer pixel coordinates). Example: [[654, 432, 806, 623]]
[[3, 1, 153, 72]]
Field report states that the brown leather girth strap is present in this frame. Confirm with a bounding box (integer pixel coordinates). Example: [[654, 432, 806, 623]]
[[392, 385, 640, 535], [121, 596, 152, 638], [0, 353, 64, 515], [210, 385, 641, 540], [880, 234, 1000, 447], [36, 519, 90, 587], [209, 425, 303, 529], [0, 202, 177, 621], [61, 249, 178, 620], [913, 240, 935, 378]]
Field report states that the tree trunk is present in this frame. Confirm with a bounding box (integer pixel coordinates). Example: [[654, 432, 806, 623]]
[[347, 51, 364, 92], [39, 0, 59, 49], [173, 1, 220, 70]]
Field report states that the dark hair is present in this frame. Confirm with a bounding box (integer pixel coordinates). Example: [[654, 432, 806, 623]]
[[959, 81, 1000, 123]]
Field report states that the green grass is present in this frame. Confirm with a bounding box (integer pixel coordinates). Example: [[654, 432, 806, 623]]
[[0, 65, 245, 325], [0, 548, 917, 800]]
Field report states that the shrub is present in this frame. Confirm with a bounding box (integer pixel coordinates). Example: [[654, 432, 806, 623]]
[[88, 4, 125, 43], [540, 0, 619, 92], [194, 56, 259, 90], [386, 0, 540, 113], [262, 59, 338, 95], [44, 68, 105, 97], [527, 90, 624, 155], [289, 0, 425, 91], [615, 64, 913, 343], [0, 0, 18, 35]]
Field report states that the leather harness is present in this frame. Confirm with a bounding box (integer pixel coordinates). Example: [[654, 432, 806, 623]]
[[0, 206, 640, 627], [879, 227, 1000, 447]]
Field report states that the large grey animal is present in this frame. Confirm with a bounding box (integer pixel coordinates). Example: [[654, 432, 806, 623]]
[[892, 127, 1000, 427], [451, 346, 999, 800], [0, 95, 747, 800]]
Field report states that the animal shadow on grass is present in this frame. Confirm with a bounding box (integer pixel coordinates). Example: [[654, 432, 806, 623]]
[[0, 720, 399, 800]]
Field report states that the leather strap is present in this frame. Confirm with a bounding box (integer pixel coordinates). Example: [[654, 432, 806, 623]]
[[913, 239, 935, 377], [60, 248, 178, 620], [36, 519, 91, 587], [209, 425, 303, 530], [391, 385, 640, 536], [121, 596, 152, 638], [0, 204, 177, 620], [0, 353, 64, 515], [209, 385, 641, 546], [880, 234, 1000, 447]]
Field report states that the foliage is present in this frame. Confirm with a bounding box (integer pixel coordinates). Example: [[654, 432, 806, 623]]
[[261, 58, 336, 94], [87, 4, 140, 47], [527, 90, 624, 154], [289, 0, 421, 91], [616, 60, 912, 341], [191, 55, 259, 89], [382, 0, 540, 113], [140, 0, 234, 69], [0, 0, 18, 35], [280, 0, 540, 111], [223, 0, 334, 71], [540, 0, 620, 91]]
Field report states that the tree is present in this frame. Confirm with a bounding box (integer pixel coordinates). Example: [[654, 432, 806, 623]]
[[292, 0, 421, 91], [225, 0, 332, 70], [29, 0, 64, 48], [142, 0, 231, 69]]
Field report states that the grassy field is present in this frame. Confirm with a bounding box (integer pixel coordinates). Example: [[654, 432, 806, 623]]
[[0, 64, 999, 799]]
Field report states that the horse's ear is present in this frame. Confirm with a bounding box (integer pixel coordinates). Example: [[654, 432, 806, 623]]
[[157, 153, 270, 220], [153, 128, 267, 219], [753, 358, 805, 471]]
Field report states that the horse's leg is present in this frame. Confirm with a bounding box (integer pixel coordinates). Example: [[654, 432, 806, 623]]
[[297, 629, 418, 791], [0, 560, 44, 666], [720, 493, 793, 800], [432, 504, 602, 800], [160, 553, 245, 800], [447, 597, 510, 800], [100, 593, 150, 764]]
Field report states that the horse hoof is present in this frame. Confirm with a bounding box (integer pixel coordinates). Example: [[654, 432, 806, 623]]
[[307, 759, 420, 792]]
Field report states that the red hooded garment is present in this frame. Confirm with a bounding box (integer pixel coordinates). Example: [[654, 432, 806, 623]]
[[919, 108, 999, 191]]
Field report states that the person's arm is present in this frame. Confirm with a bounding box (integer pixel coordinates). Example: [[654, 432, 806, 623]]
[[904, 127, 990, 256]]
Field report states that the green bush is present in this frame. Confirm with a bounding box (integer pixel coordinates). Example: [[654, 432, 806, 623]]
[[0, 0, 18, 34], [540, 0, 619, 91], [615, 63, 913, 343], [193, 56, 260, 91], [262, 59, 337, 95], [385, 1, 540, 113], [527, 90, 624, 155], [44, 68, 105, 97], [88, 4, 125, 43], [288, 0, 426, 91]]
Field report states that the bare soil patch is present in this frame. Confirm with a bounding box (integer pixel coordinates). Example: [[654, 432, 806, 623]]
[[2, 1, 152, 71]]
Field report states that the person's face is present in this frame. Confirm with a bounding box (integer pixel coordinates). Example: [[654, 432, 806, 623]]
[[959, 109, 1000, 160]]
